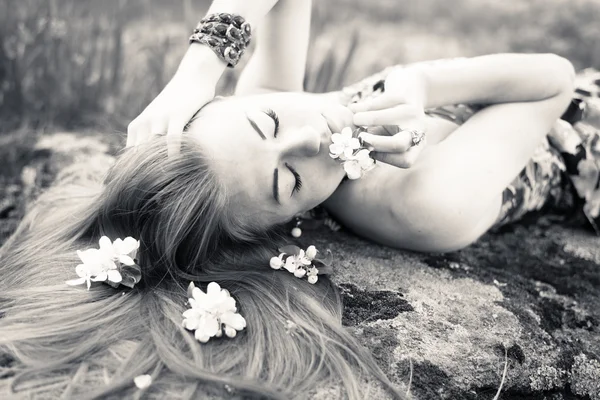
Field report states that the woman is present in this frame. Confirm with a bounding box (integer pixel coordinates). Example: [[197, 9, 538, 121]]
[[0, 0, 596, 399]]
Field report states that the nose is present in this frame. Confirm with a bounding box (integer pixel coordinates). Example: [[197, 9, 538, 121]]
[[280, 126, 321, 158]]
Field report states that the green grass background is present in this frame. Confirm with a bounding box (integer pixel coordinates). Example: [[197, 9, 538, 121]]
[[1, 0, 599, 133]]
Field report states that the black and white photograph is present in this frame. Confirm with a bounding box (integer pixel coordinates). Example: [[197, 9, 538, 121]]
[[1, 0, 599, 398]]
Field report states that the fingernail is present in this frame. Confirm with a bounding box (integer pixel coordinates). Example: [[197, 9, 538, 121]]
[[358, 133, 374, 151]]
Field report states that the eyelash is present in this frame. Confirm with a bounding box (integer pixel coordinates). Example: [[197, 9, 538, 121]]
[[265, 108, 280, 138], [285, 162, 303, 195]]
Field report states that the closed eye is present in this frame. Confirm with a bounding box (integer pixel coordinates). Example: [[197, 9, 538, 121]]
[[285, 163, 302, 196], [264, 108, 280, 138]]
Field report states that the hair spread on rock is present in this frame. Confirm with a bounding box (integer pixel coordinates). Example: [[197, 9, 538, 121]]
[[0, 135, 405, 399]]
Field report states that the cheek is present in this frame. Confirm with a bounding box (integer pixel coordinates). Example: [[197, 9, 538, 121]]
[[303, 158, 344, 206]]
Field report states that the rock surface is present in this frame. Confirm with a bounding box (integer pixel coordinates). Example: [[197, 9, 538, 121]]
[[1, 132, 599, 400]]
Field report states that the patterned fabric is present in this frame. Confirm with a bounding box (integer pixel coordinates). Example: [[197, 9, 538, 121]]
[[312, 63, 600, 234]]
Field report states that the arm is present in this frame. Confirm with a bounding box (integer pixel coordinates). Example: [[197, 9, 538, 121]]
[[235, 0, 312, 94], [334, 54, 575, 252], [398, 54, 575, 251], [127, 0, 279, 150], [415, 53, 575, 108]]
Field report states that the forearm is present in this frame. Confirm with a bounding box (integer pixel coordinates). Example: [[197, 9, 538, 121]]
[[178, 0, 280, 79], [411, 54, 575, 109], [236, 0, 312, 94]]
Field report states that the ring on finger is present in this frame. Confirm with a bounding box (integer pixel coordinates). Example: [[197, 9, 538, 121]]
[[408, 129, 426, 147]]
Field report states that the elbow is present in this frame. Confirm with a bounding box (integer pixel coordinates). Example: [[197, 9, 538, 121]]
[[391, 173, 492, 252]]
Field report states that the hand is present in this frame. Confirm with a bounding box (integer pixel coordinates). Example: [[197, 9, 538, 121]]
[[127, 45, 224, 155], [349, 67, 428, 168]]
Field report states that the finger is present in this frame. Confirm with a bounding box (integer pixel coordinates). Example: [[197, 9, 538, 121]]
[[353, 104, 424, 127], [150, 120, 168, 138], [126, 120, 139, 147], [133, 122, 152, 147], [364, 125, 401, 137], [348, 93, 408, 113], [321, 104, 355, 133], [358, 130, 413, 153], [166, 118, 186, 157], [371, 137, 428, 168]]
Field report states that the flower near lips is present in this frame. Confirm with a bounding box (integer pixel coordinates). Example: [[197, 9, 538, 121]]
[[66, 236, 141, 290], [343, 149, 376, 180], [182, 282, 247, 343], [329, 127, 361, 161], [329, 126, 377, 180]]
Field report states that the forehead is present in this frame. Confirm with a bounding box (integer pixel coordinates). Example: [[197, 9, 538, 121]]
[[186, 97, 284, 227]]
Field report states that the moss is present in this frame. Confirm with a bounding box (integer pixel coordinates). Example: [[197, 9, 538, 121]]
[[529, 365, 567, 391], [340, 283, 413, 326], [570, 353, 600, 399]]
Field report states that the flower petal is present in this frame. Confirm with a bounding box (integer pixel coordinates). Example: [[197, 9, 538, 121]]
[[99, 236, 113, 253], [107, 269, 122, 283], [134, 374, 152, 390], [269, 256, 283, 269], [119, 255, 135, 266], [329, 143, 344, 155], [65, 277, 87, 286], [294, 268, 307, 278], [195, 329, 211, 343], [201, 315, 220, 338], [221, 312, 247, 330], [224, 327, 237, 338], [348, 137, 361, 149], [77, 248, 101, 265], [344, 161, 362, 180], [91, 271, 108, 282], [121, 237, 140, 254], [191, 287, 208, 304], [308, 275, 318, 284], [206, 282, 221, 296], [305, 245, 317, 260]]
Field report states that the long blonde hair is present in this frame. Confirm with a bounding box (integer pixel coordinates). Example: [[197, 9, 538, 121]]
[[0, 136, 405, 399]]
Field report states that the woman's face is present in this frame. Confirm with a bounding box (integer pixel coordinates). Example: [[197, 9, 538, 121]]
[[188, 92, 354, 228]]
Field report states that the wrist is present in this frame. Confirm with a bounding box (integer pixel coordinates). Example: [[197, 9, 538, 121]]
[[177, 43, 227, 83]]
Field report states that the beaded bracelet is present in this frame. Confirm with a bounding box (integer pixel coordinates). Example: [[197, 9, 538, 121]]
[[189, 13, 252, 68]]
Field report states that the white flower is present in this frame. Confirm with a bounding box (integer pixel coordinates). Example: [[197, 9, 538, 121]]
[[343, 149, 376, 180], [66, 248, 121, 289], [306, 266, 319, 284], [329, 127, 360, 161], [182, 282, 246, 343], [134, 374, 152, 389], [294, 268, 307, 278], [305, 245, 317, 260], [283, 250, 312, 273], [99, 236, 139, 266], [269, 254, 285, 269], [66, 236, 140, 290]]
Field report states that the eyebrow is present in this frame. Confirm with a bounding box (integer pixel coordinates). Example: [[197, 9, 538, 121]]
[[246, 114, 266, 140], [273, 168, 280, 204]]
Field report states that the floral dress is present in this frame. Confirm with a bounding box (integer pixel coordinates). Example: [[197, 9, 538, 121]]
[[307, 63, 600, 234]]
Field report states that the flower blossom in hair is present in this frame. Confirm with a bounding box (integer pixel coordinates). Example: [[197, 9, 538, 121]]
[[269, 245, 333, 284], [329, 126, 376, 180], [66, 236, 141, 289], [182, 282, 246, 343]]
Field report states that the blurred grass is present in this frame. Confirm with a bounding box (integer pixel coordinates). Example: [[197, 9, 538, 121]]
[[1, 0, 600, 133]]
